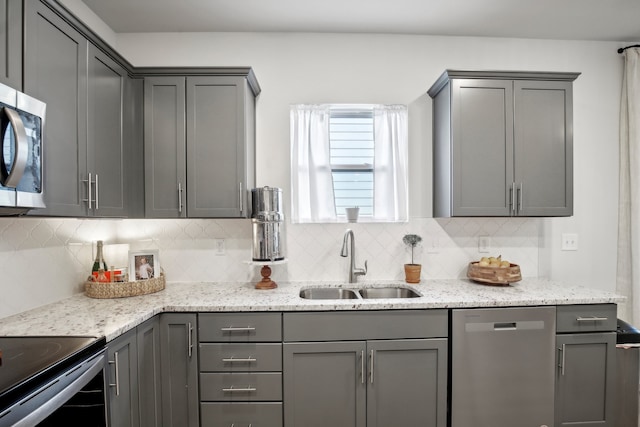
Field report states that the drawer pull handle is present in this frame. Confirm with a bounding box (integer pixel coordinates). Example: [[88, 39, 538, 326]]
[[221, 326, 256, 332], [222, 386, 257, 393], [230, 424, 253, 427], [222, 357, 257, 363], [576, 316, 609, 322]]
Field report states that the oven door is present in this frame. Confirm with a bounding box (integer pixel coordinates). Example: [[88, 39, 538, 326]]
[[0, 350, 106, 427]]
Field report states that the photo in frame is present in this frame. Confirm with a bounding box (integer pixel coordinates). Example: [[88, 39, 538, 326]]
[[129, 249, 160, 281]]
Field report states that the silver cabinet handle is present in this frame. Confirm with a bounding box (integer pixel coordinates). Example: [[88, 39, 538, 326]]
[[222, 386, 257, 393], [360, 350, 364, 384], [238, 181, 243, 214], [577, 316, 609, 322], [94, 173, 99, 210], [82, 173, 93, 209], [559, 344, 566, 376], [222, 357, 257, 363], [178, 182, 183, 214], [188, 322, 193, 357], [369, 350, 374, 384], [510, 182, 516, 214], [517, 182, 523, 213], [109, 351, 120, 396], [1, 108, 28, 188], [221, 326, 256, 332]]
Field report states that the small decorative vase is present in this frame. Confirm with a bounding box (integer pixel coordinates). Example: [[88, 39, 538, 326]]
[[404, 264, 421, 284]]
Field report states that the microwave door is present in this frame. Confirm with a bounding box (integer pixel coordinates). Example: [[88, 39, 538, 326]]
[[1, 107, 28, 188], [15, 92, 45, 209], [0, 116, 16, 208]]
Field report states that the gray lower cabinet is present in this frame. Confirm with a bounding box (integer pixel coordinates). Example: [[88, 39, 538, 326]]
[[107, 317, 162, 427], [282, 311, 448, 427], [159, 313, 199, 427], [199, 312, 283, 427], [555, 304, 617, 427], [24, 0, 133, 217], [0, 0, 22, 90], [144, 74, 256, 218], [107, 328, 140, 427], [428, 70, 579, 217]]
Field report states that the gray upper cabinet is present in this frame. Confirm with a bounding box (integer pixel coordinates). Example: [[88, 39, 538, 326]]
[[0, 0, 22, 90], [144, 72, 258, 218], [24, 0, 133, 217], [24, 0, 88, 217], [428, 70, 579, 217]]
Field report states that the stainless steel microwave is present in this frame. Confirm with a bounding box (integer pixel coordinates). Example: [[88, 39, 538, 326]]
[[0, 82, 46, 215]]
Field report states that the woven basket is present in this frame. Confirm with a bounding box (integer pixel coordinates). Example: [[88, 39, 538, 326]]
[[85, 273, 165, 299], [467, 262, 522, 286]]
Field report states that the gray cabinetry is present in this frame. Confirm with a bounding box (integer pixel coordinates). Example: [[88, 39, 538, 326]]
[[144, 73, 258, 218], [428, 70, 579, 217], [24, 0, 88, 216], [199, 312, 283, 427], [137, 317, 162, 427], [555, 304, 617, 427], [24, 0, 133, 217], [283, 311, 448, 427], [107, 328, 140, 427], [0, 0, 22, 89], [159, 313, 199, 427]]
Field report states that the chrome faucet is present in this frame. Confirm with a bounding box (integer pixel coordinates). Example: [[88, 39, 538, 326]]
[[340, 229, 367, 283]]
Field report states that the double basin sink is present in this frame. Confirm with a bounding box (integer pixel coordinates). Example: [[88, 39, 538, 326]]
[[300, 285, 420, 300]]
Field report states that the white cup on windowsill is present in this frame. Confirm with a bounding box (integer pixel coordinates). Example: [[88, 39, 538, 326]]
[[345, 207, 360, 223]]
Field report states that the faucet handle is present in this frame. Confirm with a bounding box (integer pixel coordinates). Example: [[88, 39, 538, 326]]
[[355, 260, 368, 277]]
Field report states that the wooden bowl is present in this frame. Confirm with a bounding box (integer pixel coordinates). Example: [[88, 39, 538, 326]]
[[467, 262, 522, 285]]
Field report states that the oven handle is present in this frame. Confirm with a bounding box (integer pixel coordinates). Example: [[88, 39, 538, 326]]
[[10, 351, 106, 427], [0, 107, 28, 188]]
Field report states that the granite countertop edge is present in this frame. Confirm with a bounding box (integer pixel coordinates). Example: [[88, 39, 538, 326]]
[[0, 278, 625, 342]]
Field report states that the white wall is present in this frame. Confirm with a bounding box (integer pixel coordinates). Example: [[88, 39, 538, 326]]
[[0, 30, 625, 320], [116, 32, 623, 290]]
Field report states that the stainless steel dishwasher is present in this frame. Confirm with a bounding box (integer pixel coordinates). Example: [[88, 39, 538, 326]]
[[451, 306, 556, 427]]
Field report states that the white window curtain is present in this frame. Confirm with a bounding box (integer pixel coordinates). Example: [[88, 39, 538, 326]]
[[617, 47, 640, 323], [290, 105, 337, 223], [373, 105, 409, 222]]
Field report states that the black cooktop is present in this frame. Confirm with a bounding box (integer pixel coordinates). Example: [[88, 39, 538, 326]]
[[0, 336, 106, 410]]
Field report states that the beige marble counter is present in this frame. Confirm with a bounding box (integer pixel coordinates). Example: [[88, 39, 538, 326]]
[[0, 279, 624, 341]]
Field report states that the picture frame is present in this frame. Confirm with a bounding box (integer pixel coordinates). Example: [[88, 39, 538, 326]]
[[129, 249, 160, 281]]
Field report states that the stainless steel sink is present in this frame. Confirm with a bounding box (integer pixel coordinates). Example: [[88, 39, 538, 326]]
[[299, 288, 360, 300], [299, 286, 420, 299], [358, 287, 420, 299]]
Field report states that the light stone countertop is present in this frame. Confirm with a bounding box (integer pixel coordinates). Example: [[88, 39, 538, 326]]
[[0, 278, 625, 341]]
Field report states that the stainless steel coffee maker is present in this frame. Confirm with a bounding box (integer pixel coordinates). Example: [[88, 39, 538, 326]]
[[251, 186, 285, 262]]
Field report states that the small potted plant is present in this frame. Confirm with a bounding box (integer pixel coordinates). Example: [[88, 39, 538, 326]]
[[403, 234, 422, 283]]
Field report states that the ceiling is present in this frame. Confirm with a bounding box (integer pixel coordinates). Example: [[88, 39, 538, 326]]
[[80, 0, 640, 42]]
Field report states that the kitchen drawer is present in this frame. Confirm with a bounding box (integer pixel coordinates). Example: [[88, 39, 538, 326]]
[[556, 304, 616, 333], [200, 372, 282, 401], [200, 343, 282, 372], [283, 309, 448, 342], [199, 313, 282, 342], [201, 402, 283, 427]]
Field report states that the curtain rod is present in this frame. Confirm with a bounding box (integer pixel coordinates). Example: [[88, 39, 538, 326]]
[[618, 44, 640, 54]]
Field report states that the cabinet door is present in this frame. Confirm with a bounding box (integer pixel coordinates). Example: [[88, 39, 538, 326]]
[[160, 313, 199, 427], [514, 80, 573, 216], [450, 79, 514, 216], [0, 0, 22, 89], [555, 333, 616, 427], [137, 317, 162, 427], [186, 76, 252, 218], [144, 76, 187, 218], [107, 329, 140, 427], [87, 45, 128, 217], [24, 0, 88, 216], [283, 341, 366, 427], [367, 339, 447, 427]]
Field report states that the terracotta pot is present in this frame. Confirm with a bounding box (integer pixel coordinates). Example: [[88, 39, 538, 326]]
[[404, 264, 421, 284]]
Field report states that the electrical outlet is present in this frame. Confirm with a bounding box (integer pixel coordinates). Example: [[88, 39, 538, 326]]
[[214, 239, 226, 255], [478, 236, 491, 253], [561, 233, 578, 251]]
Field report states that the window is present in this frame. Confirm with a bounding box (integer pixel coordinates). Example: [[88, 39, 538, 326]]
[[329, 108, 374, 217], [290, 104, 408, 223]]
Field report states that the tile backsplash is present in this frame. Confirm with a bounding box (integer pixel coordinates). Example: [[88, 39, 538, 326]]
[[0, 216, 539, 318]]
